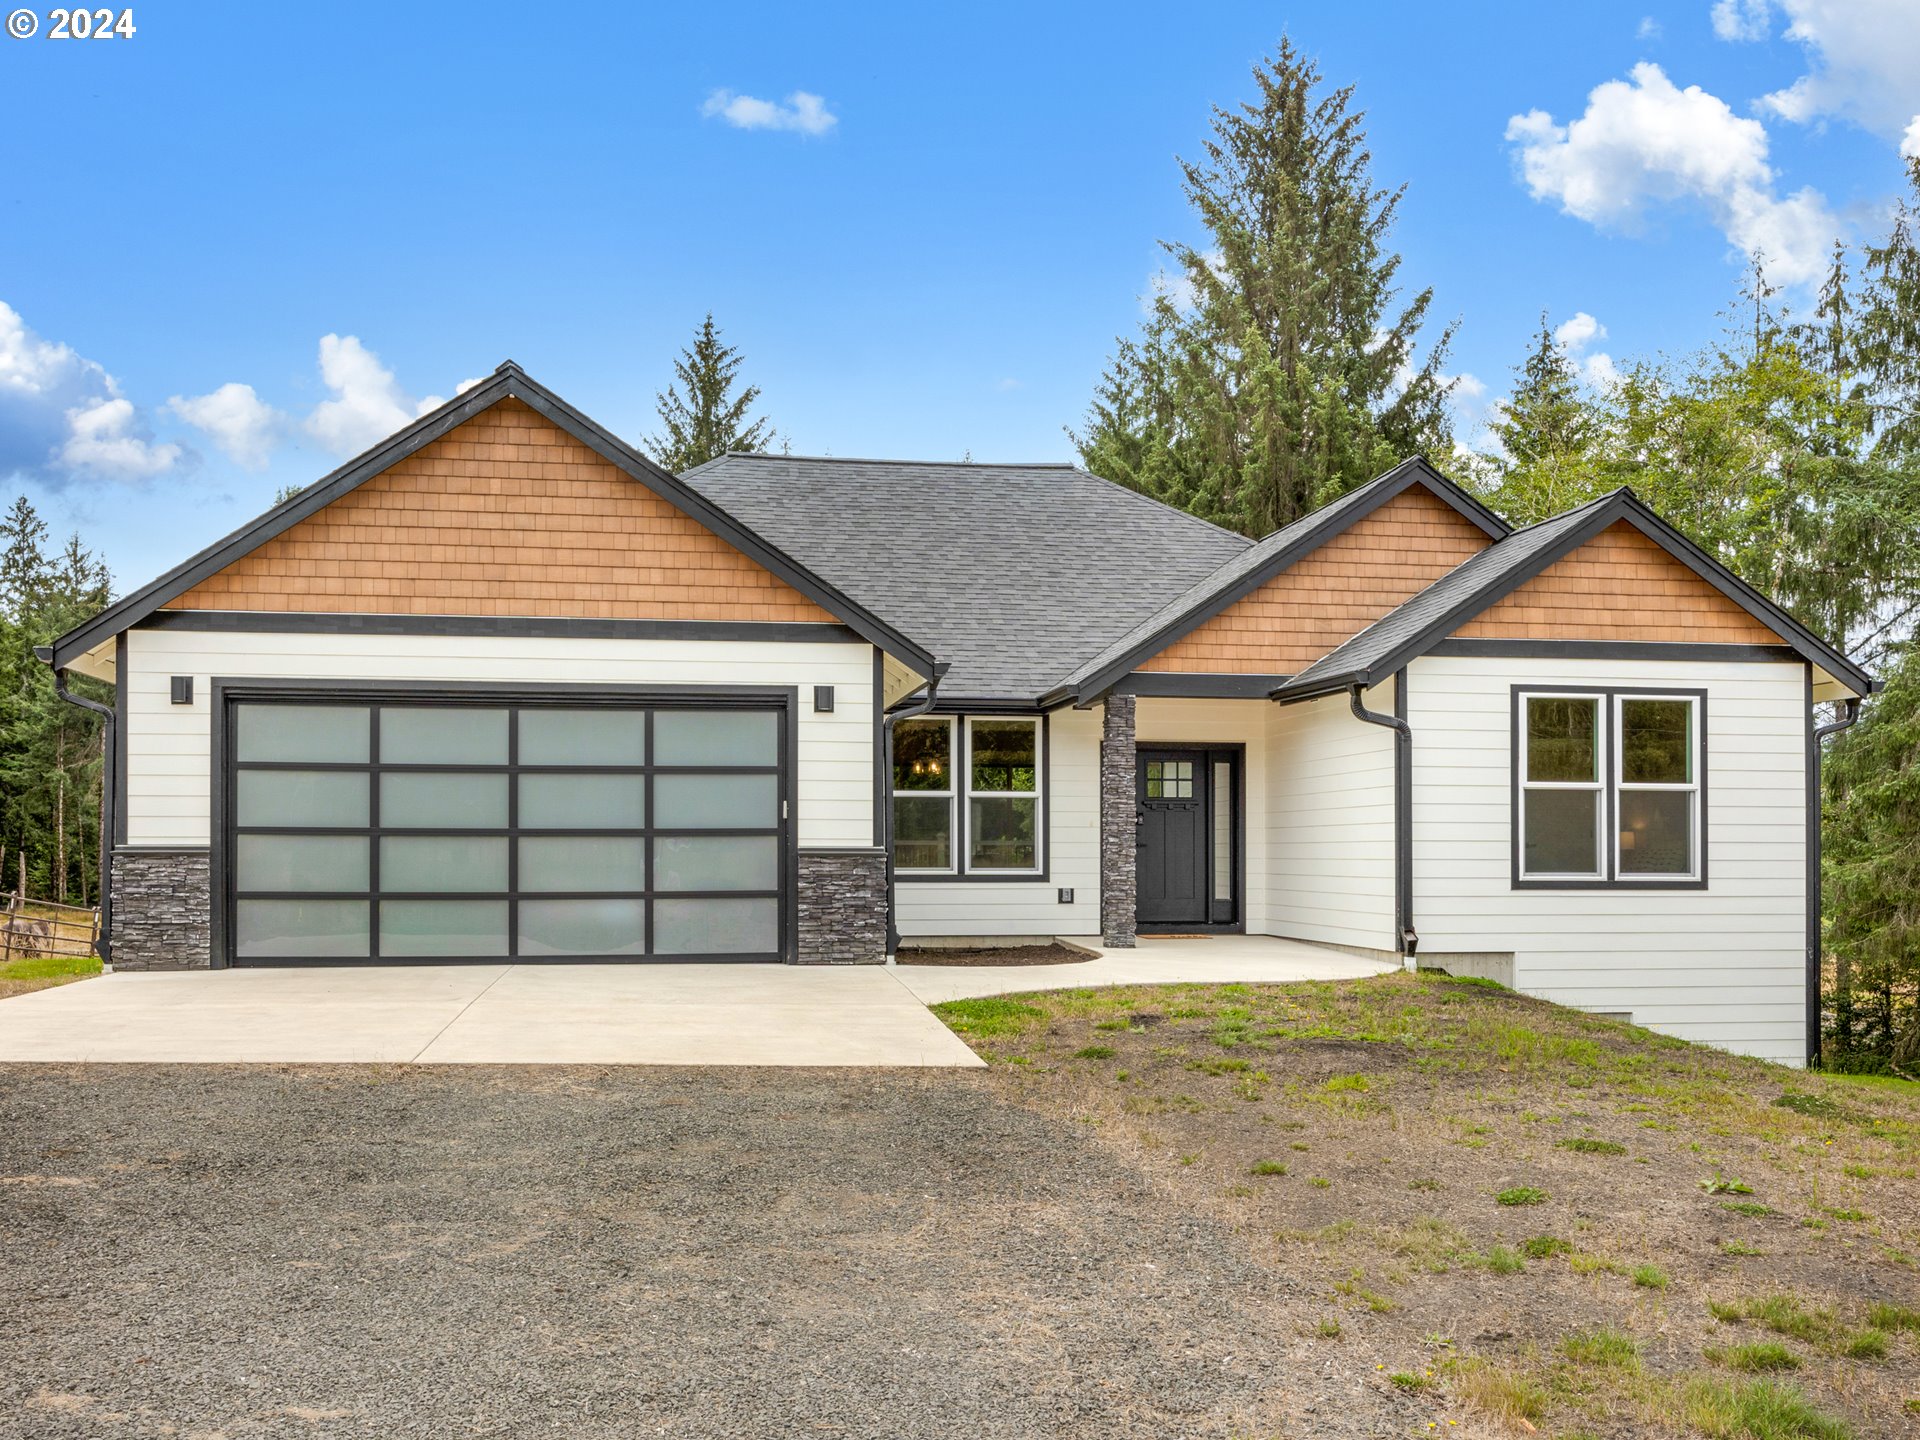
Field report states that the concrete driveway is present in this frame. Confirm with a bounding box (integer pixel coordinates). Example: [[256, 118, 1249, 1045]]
[[0, 963, 986, 1067]]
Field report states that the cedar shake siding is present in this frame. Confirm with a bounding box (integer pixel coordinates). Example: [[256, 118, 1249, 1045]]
[[1454, 521, 1785, 645], [166, 399, 837, 624], [1138, 486, 1493, 674]]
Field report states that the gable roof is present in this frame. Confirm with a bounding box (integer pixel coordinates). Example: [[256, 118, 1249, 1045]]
[[46, 363, 938, 675], [681, 452, 1248, 700], [1041, 457, 1509, 705], [1275, 488, 1875, 702]]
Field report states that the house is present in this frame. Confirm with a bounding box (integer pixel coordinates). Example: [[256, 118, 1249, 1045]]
[[41, 362, 1874, 1066]]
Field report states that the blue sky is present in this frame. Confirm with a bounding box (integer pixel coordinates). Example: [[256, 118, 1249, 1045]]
[[3, 0, 1916, 589]]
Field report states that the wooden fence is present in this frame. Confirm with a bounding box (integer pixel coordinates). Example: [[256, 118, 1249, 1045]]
[[0, 895, 101, 964]]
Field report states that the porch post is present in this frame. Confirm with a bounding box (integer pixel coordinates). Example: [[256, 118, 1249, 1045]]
[[1099, 693, 1137, 947]]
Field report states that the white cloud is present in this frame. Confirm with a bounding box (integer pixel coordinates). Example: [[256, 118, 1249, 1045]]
[[0, 300, 183, 485], [700, 89, 837, 136], [1451, 373, 1488, 399], [1904, 117, 1920, 159], [1505, 62, 1837, 285], [1555, 311, 1621, 389], [1553, 311, 1606, 351], [1637, 16, 1663, 39], [1141, 249, 1225, 314], [1710, 0, 1771, 41], [1737, 1, 1920, 141], [167, 382, 282, 470], [303, 335, 446, 457], [454, 376, 486, 396]]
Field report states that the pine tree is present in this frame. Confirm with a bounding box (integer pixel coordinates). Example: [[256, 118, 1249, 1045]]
[[1484, 315, 1606, 523], [1074, 39, 1455, 538], [643, 314, 777, 473]]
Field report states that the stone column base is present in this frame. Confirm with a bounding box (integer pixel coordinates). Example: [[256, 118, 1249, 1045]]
[[111, 848, 212, 970], [1100, 694, 1138, 947], [796, 849, 887, 964]]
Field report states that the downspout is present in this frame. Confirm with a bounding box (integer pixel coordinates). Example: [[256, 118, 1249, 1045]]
[[44, 657, 115, 968], [1807, 694, 1863, 1069], [1350, 675, 1416, 963], [882, 663, 948, 960]]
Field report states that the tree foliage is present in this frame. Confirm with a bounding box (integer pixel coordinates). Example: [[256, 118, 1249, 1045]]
[[643, 314, 777, 473], [1074, 39, 1455, 538]]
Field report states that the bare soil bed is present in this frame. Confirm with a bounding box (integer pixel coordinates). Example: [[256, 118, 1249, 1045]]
[[895, 941, 1091, 967], [935, 973, 1920, 1439]]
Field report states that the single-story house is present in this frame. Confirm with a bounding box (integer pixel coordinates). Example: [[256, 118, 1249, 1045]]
[[42, 362, 1873, 1065]]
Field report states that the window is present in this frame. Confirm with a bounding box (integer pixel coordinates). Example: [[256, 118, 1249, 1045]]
[[1515, 689, 1704, 886], [892, 715, 1044, 876], [1144, 758, 1195, 798]]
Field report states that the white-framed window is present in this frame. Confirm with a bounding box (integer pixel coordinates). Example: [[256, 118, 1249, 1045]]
[[892, 716, 955, 873], [1614, 693, 1700, 880], [966, 717, 1041, 873], [1515, 688, 1704, 886]]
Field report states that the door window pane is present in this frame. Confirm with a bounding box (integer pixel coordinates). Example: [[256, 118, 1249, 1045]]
[[380, 900, 508, 957], [236, 835, 368, 893], [1621, 700, 1692, 784], [653, 898, 778, 955], [518, 837, 646, 892], [969, 796, 1038, 870], [235, 899, 370, 958], [654, 710, 778, 766], [518, 774, 645, 830], [380, 773, 508, 828], [970, 719, 1037, 791], [654, 773, 779, 829], [235, 704, 369, 764], [1619, 790, 1694, 875], [379, 836, 508, 893], [893, 795, 952, 870], [1523, 789, 1599, 875], [1526, 697, 1598, 782], [237, 770, 368, 828], [893, 719, 951, 790], [518, 709, 645, 766], [381, 707, 507, 765], [518, 899, 646, 956], [654, 836, 778, 891]]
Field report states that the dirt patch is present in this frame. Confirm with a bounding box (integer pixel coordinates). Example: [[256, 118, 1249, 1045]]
[[896, 942, 1090, 967], [936, 973, 1920, 1439]]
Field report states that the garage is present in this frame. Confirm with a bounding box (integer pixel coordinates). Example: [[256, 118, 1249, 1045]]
[[217, 688, 791, 965]]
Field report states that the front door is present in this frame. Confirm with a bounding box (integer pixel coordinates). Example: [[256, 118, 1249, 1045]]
[[1136, 750, 1211, 926]]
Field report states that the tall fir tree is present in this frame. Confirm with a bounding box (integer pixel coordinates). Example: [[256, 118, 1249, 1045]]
[[643, 314, 777, 473], [1074, 39, 1455, 538]]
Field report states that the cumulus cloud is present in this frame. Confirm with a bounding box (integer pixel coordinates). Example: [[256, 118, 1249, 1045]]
[[303, 335, 446, 457], [168, 382, 282, 470], [1555, 311, 1621, 389], [1505, 62, 1837, 285], [1730, 0, 1920, 141], [1710, 0, 1771, 41], [0, 300, 183, 485], [1904, 117, 1920, 160], [700, 89, 837, 136]]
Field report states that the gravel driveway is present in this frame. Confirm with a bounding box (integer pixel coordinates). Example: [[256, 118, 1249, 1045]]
[[0, 1064, 1401, 1439]]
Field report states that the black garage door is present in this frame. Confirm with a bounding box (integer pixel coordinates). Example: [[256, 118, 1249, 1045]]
[[221, 693, 789, 965]]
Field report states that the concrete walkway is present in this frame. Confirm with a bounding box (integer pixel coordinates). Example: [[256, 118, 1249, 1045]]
[[0, 935, 1392, 1066]]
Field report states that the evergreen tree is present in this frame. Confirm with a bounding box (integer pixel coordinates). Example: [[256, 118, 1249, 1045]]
[[643, 314, 777, 473], [1074, 39, 1455, 538], [1861, 157, 1920, 457], [1484, 315, 1606, 520]]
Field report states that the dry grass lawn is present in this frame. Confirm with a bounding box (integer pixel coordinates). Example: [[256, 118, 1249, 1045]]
[[933, 973, 1920, 1440]]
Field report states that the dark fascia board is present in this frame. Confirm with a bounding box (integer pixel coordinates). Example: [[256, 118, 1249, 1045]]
[[1045, 456, 1510, 706], [136, 609, 862, 646], [1112, 672, 1295, 699], [46, 363, 938, 675], [1278, 489, 1874, 702]]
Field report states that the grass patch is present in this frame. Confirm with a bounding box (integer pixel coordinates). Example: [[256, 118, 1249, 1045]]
[[0, 948, 99, 999], [1703, 1172, 1755, 1195], [1708, 1341, 1801, 1372], [1632, 1264, 1670, 1290], [1723, 1201, 1776, 1218], [1712, 1296, 1838, 1347], [931, 997, 1045, 1039], [1838, 1329, 1887, 1361], [1523, 1235, 1572, 1259], [1250, 1159, 1288, 1176], [1496, 1185, 1550, 1206], [1449, 1359, 1548, 1427], [1561, 1328, 1640, 1369], [1723, 1240, 1765, 1257], [1071, 1045, 1116, 1061], [1867, 1303, 1919, 1333], [1479, 1245, 1525, 1275], [1387, 1371, 1430, 1392], [1557, 1137, 1628, 1155], [1679, 1378, 1853, 1440]]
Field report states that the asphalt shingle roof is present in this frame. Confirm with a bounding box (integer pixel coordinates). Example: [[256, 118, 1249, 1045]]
[[682, 454, 1249, 698]]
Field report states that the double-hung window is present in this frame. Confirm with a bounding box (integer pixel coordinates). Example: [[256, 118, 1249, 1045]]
[[1516, 689, 1703, 886], [893, 716, 1042, 876]]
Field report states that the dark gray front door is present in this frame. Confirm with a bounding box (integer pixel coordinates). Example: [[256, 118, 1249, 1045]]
[[1136, 750, 1209, 926]]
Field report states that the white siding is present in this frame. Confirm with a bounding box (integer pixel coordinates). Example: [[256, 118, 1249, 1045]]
[[1408, 655, 1808, 1066], [122, 626, 878, 850], [1265, 681, 1397, 952], [895, 706, 1100, 937]]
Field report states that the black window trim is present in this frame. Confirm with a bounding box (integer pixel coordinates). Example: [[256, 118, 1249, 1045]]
[[1509, 683, 1709, 892], [211, 678, 800, 966], [894, 712, 1051, 884]]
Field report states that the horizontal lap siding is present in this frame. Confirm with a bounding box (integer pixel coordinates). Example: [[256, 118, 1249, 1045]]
[[1265, 684, 1396, 951], [1408, 655, 1807, 1065], [895, 706, 1099, 936], [123, 628, 877, 850]]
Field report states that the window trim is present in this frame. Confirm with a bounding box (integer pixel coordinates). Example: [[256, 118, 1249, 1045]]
[[1510, 685, 1708, 891], [895, 711, 1050, 883], [1516, 690, 1606, 882], [963, 716, 1044, 876], [890, 715, 958, 877]]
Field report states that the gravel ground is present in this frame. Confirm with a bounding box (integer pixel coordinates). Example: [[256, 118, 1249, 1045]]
[[0, 1064, 1406, 1440]]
